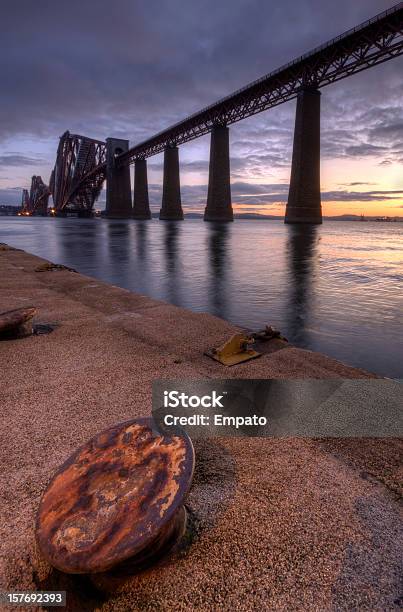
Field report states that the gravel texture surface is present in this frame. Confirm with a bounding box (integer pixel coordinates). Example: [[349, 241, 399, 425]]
[[0, 244, 401, 611]]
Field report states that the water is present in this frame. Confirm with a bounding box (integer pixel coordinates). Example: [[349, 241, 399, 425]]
[[1, 217, 402, 377]]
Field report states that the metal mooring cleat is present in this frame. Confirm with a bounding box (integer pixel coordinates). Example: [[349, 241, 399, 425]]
[[205, 332, 261, 366], [250, 325, 288, 343], [36, 417, 194, 575]]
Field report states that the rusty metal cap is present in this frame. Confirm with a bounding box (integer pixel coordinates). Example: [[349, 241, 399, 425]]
[[36, 418, 194, 574], [0, 307, 36, 333]]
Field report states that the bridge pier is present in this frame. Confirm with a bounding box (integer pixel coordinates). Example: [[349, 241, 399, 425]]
[[204, 125, 233, 222], [160, 145, 184, 220], [133, 159, 151, 219], [105, 138, 132, 218], [285, 87, 322, 224]]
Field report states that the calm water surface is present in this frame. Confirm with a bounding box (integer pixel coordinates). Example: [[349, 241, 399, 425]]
[[1, 217, 402, 377]]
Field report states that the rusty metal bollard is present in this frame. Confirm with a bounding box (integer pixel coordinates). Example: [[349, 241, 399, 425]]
[[0, 307, 36, 339], [36, 418, 194, 576]]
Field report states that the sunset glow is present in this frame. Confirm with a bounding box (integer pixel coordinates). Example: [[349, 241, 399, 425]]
[[0, 2, 402, 218]]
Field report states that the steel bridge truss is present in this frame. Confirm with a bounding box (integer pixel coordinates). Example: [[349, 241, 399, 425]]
[[21, 176, 50, 215], [118, 3, 403, 164], [50, 131, 107, 213]]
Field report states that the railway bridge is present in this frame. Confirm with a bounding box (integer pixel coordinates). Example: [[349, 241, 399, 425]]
[[23, 4, 403, 223]]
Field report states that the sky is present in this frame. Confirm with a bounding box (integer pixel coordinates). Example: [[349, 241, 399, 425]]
[[0, 0, 402, 217]]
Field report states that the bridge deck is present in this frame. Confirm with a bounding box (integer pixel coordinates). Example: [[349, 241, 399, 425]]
[[118, 3, 403, 163]]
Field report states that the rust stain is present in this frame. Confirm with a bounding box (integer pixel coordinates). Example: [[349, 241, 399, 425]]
[[0, 307, 36, 333], [36, 418, 194, 574]]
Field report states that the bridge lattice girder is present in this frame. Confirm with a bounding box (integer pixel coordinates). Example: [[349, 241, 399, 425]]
[[21, 176, 50, 214], [50, 131, 107, 212], [118, 3, 403, 164], [21, 189, 29, 211]]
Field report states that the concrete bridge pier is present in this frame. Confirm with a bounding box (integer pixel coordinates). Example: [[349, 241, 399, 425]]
[[159, 145, 184, 220], [285, 87, 322, 224], [106, 138, 133, 218], [204, 125, 233, 222], [133, 159, 151, 219]]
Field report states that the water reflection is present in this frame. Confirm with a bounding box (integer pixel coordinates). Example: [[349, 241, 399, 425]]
[[207, 223, 230, 320], [56, 218, 101, 272], [3, 216, 401, 377], [106, 221, 131, 262], [135, 221, 148, 263], [285, 224, 319, 346], [104, 221, 133, 288], [164, 221, 181, 305]]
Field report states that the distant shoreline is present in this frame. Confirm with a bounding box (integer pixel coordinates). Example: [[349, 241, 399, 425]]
[[1, 210, 402, 222]]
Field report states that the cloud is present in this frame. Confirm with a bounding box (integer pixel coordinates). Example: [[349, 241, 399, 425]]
[[369, 120, 403, 143], [1, 0, 402, 205], [322, 189, 403, 202], [135, 181, 403, 210], [344, 143, 388, 157], [0, 154, 46, 167], [149, 160, 210, 173], [319, 107, 403, 164], [0, 187, 24, 205], [232, 182, 288, 195], [338, 182, 376, 187]]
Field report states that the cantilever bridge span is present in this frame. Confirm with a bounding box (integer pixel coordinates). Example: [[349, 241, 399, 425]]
[[50, 132, 107, 215], [24, 4, 403, 222], [20, 176, 50, 216]]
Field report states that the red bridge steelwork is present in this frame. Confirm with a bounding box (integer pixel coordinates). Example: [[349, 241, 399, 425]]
[[50, 131, 107, 215], [21, 176, 50, 216]]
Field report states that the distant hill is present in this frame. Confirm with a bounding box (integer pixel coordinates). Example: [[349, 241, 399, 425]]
[[2, 206, 402, 221], [184, 212, 403, 221]]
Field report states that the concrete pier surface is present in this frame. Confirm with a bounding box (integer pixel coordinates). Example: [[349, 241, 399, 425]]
[[0, 244, 401, 611], [105, 138, 132, 219], [285, 87, 322, 224], [160, 146, 184, 221]]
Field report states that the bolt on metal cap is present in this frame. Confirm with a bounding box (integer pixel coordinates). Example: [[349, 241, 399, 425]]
[[36, 417, 194, 574]]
